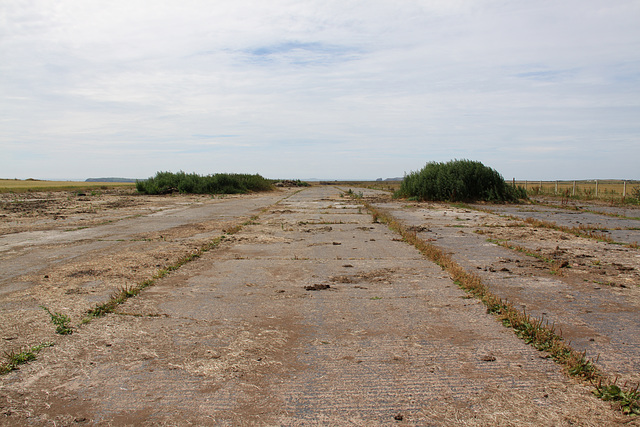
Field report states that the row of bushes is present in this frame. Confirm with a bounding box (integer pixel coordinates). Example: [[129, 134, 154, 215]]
[[136, 171, 273, 195], [396, 160, 527, 202]]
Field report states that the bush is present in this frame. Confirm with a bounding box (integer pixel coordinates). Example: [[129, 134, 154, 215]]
[[136, 171, 273, 195], [395, 159, 526, 202]]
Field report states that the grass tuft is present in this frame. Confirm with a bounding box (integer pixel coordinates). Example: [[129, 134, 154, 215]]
[[593, 380, 640, 415], [0, 342, 54, 375]]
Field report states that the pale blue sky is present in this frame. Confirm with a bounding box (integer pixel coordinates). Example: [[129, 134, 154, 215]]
[[1, 0, 639, 181]]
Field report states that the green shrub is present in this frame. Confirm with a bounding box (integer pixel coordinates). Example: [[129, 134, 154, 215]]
[[136, 171, 273, 195], [395, 159, 526, 202]]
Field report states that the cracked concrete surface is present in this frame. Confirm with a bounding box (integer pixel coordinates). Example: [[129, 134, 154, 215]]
[[0, 186, 636, 425]]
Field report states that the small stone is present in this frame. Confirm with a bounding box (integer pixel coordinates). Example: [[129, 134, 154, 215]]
[[394, 413, 404, 421]]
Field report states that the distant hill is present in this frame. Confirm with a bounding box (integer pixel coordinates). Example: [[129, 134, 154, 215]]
[[85, 178, 138, 183], [376, 177, 403, 182]]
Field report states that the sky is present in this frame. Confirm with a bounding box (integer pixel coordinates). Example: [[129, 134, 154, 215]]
[[1, 1, 639, 181]]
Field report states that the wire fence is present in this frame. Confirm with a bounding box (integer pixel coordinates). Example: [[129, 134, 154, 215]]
[[512, 179, 640, 199]]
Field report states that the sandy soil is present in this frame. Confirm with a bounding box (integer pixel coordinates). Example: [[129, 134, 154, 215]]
[[0, 187, 638, 425]]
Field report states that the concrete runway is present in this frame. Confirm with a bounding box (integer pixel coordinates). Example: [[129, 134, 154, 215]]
[[0, 187, 631, 425]]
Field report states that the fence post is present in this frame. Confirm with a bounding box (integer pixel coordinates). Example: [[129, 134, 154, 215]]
[[623, 180, 627, 197], [595, 180, 598, 198], [572, 181, 576, 196], [539, 180, 542, 193], [555, 180, 558, 194]]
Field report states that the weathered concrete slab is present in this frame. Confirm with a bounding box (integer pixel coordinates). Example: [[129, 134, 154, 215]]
[[0, 186, 627, 425], [0, 190, 291, 356], [376, 199, 640, 387]]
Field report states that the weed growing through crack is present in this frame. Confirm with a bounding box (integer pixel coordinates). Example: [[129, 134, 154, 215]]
[[40, 306, 73, 335], [593, 380, 640, 415], [0, 342, 54, 375]]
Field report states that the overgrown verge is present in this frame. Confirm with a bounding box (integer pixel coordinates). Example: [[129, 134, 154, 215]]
[[395, 159, 527, 202], [136, 171, 273, 195], [526, 184, 640, 206], [357, 196, 639, 415]]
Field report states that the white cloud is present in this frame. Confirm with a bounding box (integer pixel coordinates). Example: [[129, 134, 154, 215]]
[[1, 0, 639, 180]]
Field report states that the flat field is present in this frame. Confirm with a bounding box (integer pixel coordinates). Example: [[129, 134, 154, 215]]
[[515, 179, 640, 199], [0, 179, 135, 193], [1, 186, 639, 425]]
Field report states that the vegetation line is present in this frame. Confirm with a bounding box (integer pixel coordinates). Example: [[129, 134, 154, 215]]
[[136, 171, 272, 195], [0, 180, 134, 194], [522, 216, 639, 249], [356, 197, 639, 415]]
